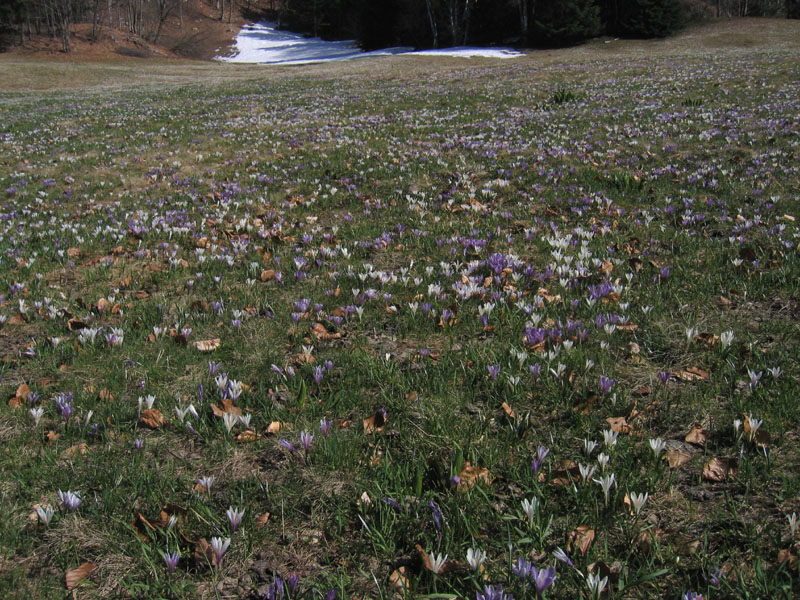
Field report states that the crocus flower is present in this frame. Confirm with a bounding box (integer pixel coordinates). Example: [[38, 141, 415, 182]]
[[226, 506, 245, 533], [531, 445, 549, 476], [476, 584, 513, 600], [198, 476, 215, 493], [487, 365, 500, 380], [300, 430, 313, 451], [531, 565, 556, 597], [163, 550, 180, 575], [57, 489, 82, 511], [466, 547, 486, 571], [429, 500, 443, 535], [210, 536, 230, 565], [319, 417, 332, 437]]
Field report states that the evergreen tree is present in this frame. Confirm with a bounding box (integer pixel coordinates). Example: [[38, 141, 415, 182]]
[[615, 0, 685, 38], [532, 0, 602, 47]]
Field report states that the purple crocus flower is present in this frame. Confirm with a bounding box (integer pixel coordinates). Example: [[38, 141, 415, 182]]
[[319, 417, 332, 437], [300, 430, 314, 451], [599, 375, 615, 396], [312, 365, 325, 384], [658, 371, 670, 385], [55, 392, 73, 424], [428, 500, 443, 536], [163, 550, 180, 576], [477, 584, 513, 600], [323, 590, 336, 600], [487, 365, 500, 380], [532, 445, 550, 476], [286, 573, 299, 596], [280, 439, 299, 454], [531, 565, 556, 597], [513, 556, 533, 580], [382, 496, 402, 511]]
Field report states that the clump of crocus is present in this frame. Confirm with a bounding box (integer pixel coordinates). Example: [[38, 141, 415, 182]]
[[57, 489, 82, 512]]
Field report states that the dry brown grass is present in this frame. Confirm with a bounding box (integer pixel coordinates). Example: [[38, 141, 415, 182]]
[[1, 18, 798, 94]]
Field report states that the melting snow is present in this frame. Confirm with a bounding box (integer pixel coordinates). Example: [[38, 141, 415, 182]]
[[216, 22, 523, 65]]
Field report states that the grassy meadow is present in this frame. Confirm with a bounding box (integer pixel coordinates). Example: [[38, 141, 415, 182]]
[[1, 21, 799, 600]]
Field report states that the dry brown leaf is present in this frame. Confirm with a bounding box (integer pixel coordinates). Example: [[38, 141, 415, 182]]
[[541, 459, 579, 485], [588, 560, 622, 585], [140, 408, 165, 429], [310, 322, 341, 341], [457, 462, 493, 491], [573, 392, 598, 415], [194, 338, 221, 352], [567, 526, 595, 556], [665, 449, 692, 468], [235, 430, 260, 442], [703, 457, 735, 482], [606, 416, 631, 434], [415, 544, 459, 574], [501, 401, 515, 419], [194, 538, 217, 567], [389, 567, 410, 595], [46, 431, 59, 443], [99, 388, 114, 402], [97, 297, 112, 312], [405, 391, 419, 403], [266, 421, 284, 434], [636, 528, 665, 554], [778, 549, 798, 570], [65, 562, 96, 590], [15, 383, 31, 401], [260, 269, 276, 281], [256, 512, 271, 528], [135, 289, 150, 299], [363, 409, 387, 435], [61, 443, 88, 459], [210, 398, 242, 418], [685, 424, 708, 446], [675, 366, 710, 382], [695, 332, 719, 348], [671, 533, 701, 556], [66, 247, 81, 258]]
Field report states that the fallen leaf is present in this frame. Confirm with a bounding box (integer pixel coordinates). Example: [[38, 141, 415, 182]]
[[405, 391, 419, 403], [310, 322, 341, 341], [567, 526, 595, 556], [236, 430, 260, 442], [540, 459, 579, 485], [778, 548, 797, 570], [588, 560, 621, 585], [363, 409, 386, 435], [210, 398, 242, 418], [66, 247, 81, 258], [194, 338, 221, 352], [99, 388, 114, 402], [675, 366, 709, 382], [140, 408, 165, 429], [695, 332, 719, 348], [260, 269, 276, 281], [389, 567, 410, 595], [256, 512, 271, 528], [606, 416, 631, 434], [266, 421, 287, 434], [61, 443, 88, 458], [665, 449, 692, 468], [573, 392, 598, 415], [636, 528, 665, 554], [46, 431, 60, 443], [703, 457, 736, 482], [457, 462, 493, 491], [685, 424, 708, 446], [501, 401, 515, 419], [194, 538, 217, 567], [66, 562, 96, 590]]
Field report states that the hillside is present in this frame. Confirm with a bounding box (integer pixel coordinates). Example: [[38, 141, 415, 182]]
[[2, 0, 245, 61]]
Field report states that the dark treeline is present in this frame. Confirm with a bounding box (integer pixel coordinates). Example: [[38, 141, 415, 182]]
[[1, 0, 798, 54], [275, 0, 798, 49]]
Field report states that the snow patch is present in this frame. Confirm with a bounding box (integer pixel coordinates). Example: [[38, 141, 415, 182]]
[[216, 22, 523, 65]]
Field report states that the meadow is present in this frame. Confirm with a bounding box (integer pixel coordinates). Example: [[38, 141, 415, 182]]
[[0, 22, 799, 600]]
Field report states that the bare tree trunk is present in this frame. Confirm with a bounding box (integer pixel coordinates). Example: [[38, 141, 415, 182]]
[[425, 0, 438, 48]]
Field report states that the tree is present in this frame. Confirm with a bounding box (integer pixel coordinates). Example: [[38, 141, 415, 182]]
[[532, 0, 602, 46], [614, 0, 685, 37], [789, 0, 800, 17]]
